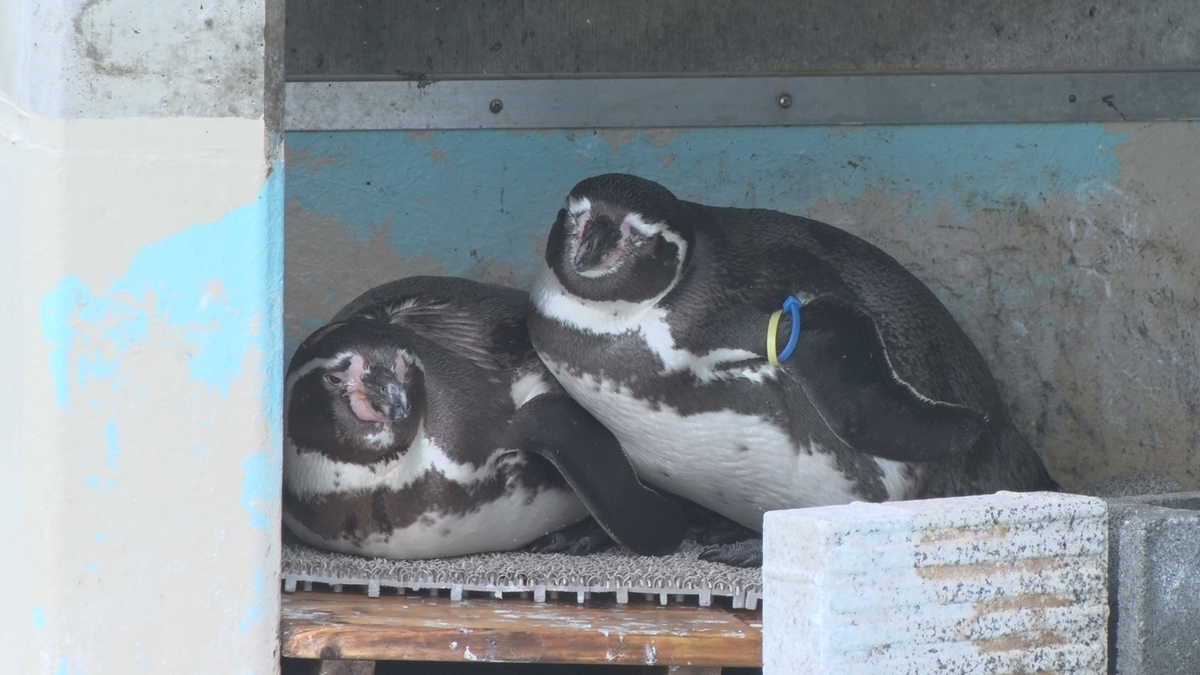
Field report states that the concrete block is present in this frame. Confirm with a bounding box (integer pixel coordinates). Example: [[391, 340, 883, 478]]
[[763, 491, 1108, 675], [1107, 491, 1200, 675]]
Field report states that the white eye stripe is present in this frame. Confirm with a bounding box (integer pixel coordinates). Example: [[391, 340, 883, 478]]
[[291, 351, 356, 380], [567, 196, 591, 218], [622, 211, 667, 237]]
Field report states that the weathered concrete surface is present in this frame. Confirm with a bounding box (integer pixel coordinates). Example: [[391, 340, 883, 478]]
[[5, 0, 272, 119], [1107, 492, 1200, 674], [1, 0, 285, 672], [284, 122, 1200, 491], [762, 492, 1109, 674], [2, 108, 284, 675], [285, 0, 1200, 77], [819, 123, 1200, 490]]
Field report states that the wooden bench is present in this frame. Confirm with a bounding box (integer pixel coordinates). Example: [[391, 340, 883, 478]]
[[281, 590, 762, 674]]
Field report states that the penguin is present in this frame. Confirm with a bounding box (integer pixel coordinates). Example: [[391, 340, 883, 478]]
[[528, 173, 1059, 566], [284, 275, 684, 559]]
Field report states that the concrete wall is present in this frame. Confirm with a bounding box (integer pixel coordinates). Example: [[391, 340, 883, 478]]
[[1, 0, 284, 672], [285, 0, 1200, 76], [284, 123, 1200, 492], [283, 0, 1200, 492]]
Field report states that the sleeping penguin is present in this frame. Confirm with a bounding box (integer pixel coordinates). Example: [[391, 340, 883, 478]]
[[284, 275, 684, 559], [528, 173, 1059, 566]]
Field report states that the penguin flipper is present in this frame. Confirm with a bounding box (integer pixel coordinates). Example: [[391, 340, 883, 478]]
[[502, 395, 686, 556], [784, 297, 987, 462]]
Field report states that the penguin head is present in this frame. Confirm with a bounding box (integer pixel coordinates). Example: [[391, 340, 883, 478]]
[[285, 321, 427, 464], [545, 174, 692, 303]]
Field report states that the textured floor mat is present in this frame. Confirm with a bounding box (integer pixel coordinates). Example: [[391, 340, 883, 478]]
[[282, 537, 762, 609], [283, 473, 1184, 610]]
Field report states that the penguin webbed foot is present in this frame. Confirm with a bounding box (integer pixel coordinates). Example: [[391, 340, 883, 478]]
[[678, 499, 760, 546], [698, 539, 763, 568], [525, 517, 615, 556]]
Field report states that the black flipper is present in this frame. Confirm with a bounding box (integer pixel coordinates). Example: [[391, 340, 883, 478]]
[[524, 517, 615, 555], [501, 395, 686, 556], [784, 297, 987, 462]]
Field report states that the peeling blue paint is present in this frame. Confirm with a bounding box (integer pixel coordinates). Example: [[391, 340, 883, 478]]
[[249, 164, 285, 531], [41, 279, 83, 409], [286, 125, 1126, 289], [38, 163, 285, 534], [239, 560, 268, 631], [33, 605, 46, 630], [41, 165, 284, 409], [239, 452, 275, 532], [77, 353, 118, 388], [103, 420, 119, 470]]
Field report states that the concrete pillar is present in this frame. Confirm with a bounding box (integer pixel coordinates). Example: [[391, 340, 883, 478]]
[[1, 0, 284, 672], [763, 492, 1109, 674], [1107, 492, 1200, 674]]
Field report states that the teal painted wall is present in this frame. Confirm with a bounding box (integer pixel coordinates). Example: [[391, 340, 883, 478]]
[[285, 123, 1200, 490]]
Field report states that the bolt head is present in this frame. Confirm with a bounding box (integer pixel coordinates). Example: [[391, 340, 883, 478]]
[[489, 99, 504, 114], [778, 93, 793, 109]]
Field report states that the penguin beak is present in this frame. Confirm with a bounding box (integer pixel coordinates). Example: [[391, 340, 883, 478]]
[[364, 370, 410, 421], [572, 212, 622, 272], [381, 379, 409, 421]]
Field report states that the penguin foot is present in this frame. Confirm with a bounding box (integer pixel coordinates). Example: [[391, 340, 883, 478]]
[[686, 515, 759, 547], [525, 517, 615, 555], [675, 496, 759, 546], [698, 539, 763, 568]]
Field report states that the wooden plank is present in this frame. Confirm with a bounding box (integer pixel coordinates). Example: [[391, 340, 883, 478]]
[[281, 591, 762, 668]]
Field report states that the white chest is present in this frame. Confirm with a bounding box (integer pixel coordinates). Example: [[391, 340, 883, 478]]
[[544, 361, 912, 530], [284, 484, 586, 559], [283, 431, 589, 558]]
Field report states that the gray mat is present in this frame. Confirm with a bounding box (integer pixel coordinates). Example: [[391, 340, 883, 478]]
[[282, 471, 1188, 608], [282, 536, 762, 609]]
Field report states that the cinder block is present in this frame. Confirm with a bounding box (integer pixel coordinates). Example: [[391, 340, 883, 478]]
[[763, 491, 1108, 675], [1107, 491, 1200, 675]]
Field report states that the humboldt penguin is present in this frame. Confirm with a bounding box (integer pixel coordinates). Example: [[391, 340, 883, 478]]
[[284, 275, 684, 559], [528, 173, 1058, 566]]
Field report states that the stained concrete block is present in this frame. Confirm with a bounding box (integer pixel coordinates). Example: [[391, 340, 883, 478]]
[[1107, 491, 1200, 675], [763, 491, 1108, 675]]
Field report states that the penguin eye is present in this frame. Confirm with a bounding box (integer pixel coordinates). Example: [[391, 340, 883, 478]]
[[324, 374, 343, 385]]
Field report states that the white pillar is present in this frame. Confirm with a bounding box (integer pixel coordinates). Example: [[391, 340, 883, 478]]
[[1, 0, 284, 672]]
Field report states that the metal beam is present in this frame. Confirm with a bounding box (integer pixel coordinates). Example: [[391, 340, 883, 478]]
[[285, 71, 1200, 131]]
